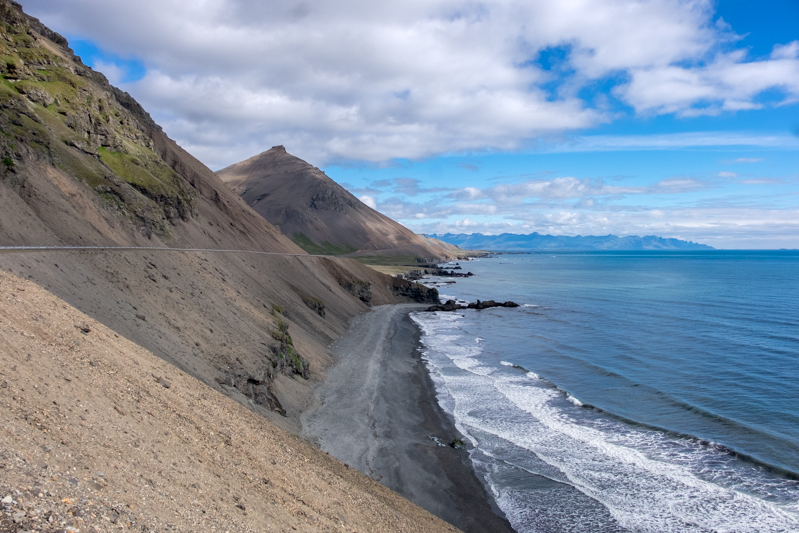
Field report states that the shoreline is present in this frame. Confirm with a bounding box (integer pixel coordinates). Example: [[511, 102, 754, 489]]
[[301, 304, 514, 533]]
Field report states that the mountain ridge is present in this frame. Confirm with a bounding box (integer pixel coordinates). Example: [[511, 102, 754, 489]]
[[431, 232, 714, 251]]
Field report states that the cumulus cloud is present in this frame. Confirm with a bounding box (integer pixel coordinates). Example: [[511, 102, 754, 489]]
[[443, 175, 709, 203], [358, 195, 378, 209], [22, 0, 799, 167], [727, 157, 765, 163]]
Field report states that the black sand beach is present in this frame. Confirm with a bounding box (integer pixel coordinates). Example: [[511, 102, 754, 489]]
[[301, 304, 514, 533]]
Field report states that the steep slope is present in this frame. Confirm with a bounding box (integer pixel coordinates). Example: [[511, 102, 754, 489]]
[[217, 146, 455, 260], [0, 0, 437, 432], [0, 269, 456, 532]]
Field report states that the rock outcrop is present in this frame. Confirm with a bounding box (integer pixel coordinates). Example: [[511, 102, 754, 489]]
[[426, 299, 520, 312]]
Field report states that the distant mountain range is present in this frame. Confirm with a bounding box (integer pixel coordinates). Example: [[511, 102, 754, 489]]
[[429, 232, 714, 251]]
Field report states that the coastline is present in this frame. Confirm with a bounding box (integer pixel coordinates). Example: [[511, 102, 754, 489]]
[[301, 304, 514, 533]]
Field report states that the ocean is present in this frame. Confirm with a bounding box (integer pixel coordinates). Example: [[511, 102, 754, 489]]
[[411, 251, 799, 532]]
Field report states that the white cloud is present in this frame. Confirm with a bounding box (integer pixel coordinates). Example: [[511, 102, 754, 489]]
[[548, 132, 799, 152], [21, 0, 799, 167], [619, 47, 799, 116], [359, 195, 377, 209], [444, 175, 709, 203], [91, 59, 125, 86], [454, 218, 479, 228], [729, 157, 765, 163]]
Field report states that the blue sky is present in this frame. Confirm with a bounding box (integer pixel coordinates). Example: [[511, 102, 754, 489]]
[[23, 0, 799, 248]]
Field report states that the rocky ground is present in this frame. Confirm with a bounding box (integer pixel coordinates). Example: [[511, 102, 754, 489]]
[[0, 269, 458, 533]]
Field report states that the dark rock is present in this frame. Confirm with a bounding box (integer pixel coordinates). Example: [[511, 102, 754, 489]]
[[159, 377, 171, 389], [390, 279, 439, 304], [451, 438, 466, 449], [429, 268, 474, 278], [426, 299, 520, 312], [404, 269, 424, 281], [135, 314, 146, 321], [340, 279, 372, 306], [233, 375, 286, 416], [425, 299, 459, 312], [301, 295, 325, 318]]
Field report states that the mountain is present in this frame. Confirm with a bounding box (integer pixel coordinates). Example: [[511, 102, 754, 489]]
[[431, 232, 715, 251], [0, 0, 437, 434], [217, 146, 455, 260]]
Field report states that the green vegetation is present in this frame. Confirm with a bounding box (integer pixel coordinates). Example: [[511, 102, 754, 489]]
[[99, 147, 177, 196], [0, 16, 193, 223], [270, 312, 308, 377], [292, 233, 358, 256], [2, 156, 12, 168]]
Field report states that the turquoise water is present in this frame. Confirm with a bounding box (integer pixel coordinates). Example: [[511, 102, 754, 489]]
[[412, 251, 799, 532]]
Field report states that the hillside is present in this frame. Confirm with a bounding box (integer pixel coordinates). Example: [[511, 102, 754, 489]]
[[0, 269, 456, 532], [217, 146, 455, 260], [431, 232, 715, 251], [0, 0, 437, 435]]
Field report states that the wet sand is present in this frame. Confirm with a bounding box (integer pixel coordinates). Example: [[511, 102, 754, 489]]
[[301, 304, 514, 533]]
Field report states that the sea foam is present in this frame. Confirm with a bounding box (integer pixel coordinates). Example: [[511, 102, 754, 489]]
[[411, 309, 799, 533]]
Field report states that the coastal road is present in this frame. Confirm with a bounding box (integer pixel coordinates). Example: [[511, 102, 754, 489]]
[[0, 245, 319, 257]]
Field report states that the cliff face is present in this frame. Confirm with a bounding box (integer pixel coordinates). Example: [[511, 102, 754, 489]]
[[0, 0, 436, 428], [217, 146, 455, 260]]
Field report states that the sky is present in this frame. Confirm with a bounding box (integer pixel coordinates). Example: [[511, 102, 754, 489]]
[[22, 0, 799, 248]]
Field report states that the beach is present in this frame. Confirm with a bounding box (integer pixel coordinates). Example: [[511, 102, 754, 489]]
[[301, 304, 514, 533]]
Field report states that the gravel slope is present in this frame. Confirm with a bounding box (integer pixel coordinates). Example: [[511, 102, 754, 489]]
[[0, 270, 458, 533]]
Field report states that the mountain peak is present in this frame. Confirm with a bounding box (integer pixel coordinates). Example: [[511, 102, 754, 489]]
[[218, 148, 454, 259]]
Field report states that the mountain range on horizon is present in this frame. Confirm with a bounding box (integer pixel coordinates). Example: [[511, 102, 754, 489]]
[[431, 232, 715, 251]]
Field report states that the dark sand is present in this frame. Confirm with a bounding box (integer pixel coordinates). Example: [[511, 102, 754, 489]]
[[301, 304, 515, 533]]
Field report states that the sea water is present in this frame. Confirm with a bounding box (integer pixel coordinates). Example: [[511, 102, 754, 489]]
[[411, 251, 799, 532]]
